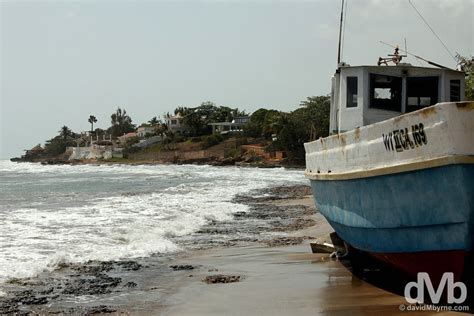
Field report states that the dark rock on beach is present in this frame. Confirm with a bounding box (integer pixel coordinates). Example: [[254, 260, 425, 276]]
[[170, 264, 196, 271], [0, 259, 146, 314], [203, 275, 241, 284], [264, 236, 307, 247], [62, 274, 121, 295], [123, 281, 138, 288], [116, 260, 143, 271], [233, 184, 312, 203]]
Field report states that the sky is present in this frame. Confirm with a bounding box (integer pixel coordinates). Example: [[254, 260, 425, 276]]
[[1, 0, 472, 159]]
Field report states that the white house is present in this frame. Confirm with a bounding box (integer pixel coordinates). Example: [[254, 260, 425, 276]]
[[165, 114, 186, 132], [208, 116, 250, 134], [137, 126, 155, 138]]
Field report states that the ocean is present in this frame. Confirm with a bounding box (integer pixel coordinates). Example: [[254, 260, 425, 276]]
[[0, 161, 306, 285]]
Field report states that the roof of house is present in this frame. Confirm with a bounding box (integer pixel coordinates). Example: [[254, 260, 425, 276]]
[[118, 132, 137, 139], [208, 122, 245, 126]]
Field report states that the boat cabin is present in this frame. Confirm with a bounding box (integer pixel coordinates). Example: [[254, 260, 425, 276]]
[[330, 64, 466, 133]]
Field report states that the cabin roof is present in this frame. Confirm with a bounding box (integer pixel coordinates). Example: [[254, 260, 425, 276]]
[[338, 64, 463, 75]]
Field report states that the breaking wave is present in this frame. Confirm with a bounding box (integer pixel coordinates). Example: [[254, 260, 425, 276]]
[[0, 161, 306, 282]]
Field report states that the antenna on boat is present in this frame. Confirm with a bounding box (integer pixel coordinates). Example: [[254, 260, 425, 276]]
[[337, 0, 345, 66], [378, 44, 407, 66], [379, 41, 453, 70]]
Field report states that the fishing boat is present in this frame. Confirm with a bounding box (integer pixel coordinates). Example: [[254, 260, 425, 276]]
[[304, 44, 473, 282]]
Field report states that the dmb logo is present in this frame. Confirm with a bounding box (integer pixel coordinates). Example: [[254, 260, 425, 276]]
[[404, 272, 467, 304]]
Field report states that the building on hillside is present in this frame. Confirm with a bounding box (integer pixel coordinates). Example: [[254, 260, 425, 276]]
[[67, 145, 123, 160], [137, 125, 155, 138], [208, 116, 250, 134], [117, 132, 138, 145], [165, 114, 185, 132], [165, 114, 186, 132], [232, 116, 250, 124]]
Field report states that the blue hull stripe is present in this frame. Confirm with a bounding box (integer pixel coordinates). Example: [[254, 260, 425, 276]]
[[310, 164, 474, 253]]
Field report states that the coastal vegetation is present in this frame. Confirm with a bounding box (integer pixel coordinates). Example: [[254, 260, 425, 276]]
[[43, 126, 76, 157], [88, 115, 97, 133], [109, 107, 135, 137], [173, 102, 246, 136], [15, 95, 329, 165], [245, 96, 330, 162], [456, 54, 474, 100]]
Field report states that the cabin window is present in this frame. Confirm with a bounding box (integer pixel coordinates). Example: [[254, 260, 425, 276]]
[[369, 74, 402, 112], [450, 79, 461, 102], [406, 77, 438, 112], [346, 77, 358, 108]]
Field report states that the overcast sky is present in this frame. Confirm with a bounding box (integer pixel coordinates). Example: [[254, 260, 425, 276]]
[[1, 0, 472, 159]]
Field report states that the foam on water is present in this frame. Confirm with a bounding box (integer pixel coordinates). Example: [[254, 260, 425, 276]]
[[0, 160, 306, 282]]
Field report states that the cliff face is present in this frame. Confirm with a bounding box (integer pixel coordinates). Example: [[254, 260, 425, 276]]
[[128, 137, 288, 167], [11, 136, 302, 167], [11, 150, 71, 164]]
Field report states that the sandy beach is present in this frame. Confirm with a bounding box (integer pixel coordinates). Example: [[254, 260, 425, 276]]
[[159, 197, 460, 316], [0, 185, 468, 315]]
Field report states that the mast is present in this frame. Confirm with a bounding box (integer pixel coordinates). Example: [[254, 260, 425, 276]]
[[337, 0, 345, 65]]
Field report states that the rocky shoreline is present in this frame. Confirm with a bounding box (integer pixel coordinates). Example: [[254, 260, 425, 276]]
[[10, 157, 304, 169], [0, 185, 318, 315]]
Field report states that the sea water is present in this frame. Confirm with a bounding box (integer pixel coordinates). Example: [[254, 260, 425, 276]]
[[0, 161, 306, 284]]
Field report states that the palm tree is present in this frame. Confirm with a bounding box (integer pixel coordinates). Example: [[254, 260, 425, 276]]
[[148, 116, 159, 126], [163, 129, 176, 150], [88, 115, 97, 133], [155, 122, 169, 139]]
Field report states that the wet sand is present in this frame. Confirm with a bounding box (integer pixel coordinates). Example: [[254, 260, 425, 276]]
[[159, 198, 460, 316], [160, 197, 444, 315], [163, 244, 405, 315]]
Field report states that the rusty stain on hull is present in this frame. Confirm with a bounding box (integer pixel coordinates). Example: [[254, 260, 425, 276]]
[[354, 127, 361, 142], [456, 101, 474, 110], [419, 106, 438, 118], [339, 134, 346, 147]]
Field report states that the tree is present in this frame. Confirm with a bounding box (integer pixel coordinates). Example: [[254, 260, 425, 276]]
[[173, 102, 246, 136], [88, 115, 97, 133], [162, 129, 176, 150], [44, 126, 76, 156], [243, 108, 281, 139], [210, 106, 234, 123], [148, 116, 159, 126], [299, 95, 330, 140], [176, 102, 216, 136], [155, 121, 169, 139], [456, 54, 474, 100], [274, 95, 330, 162], [59, 125, 73, 140], [262, 110, 284, 138], [109, 107, 135, 137]]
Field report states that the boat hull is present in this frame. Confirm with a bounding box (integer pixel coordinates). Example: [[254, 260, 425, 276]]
[[370, 250, 468, 284], [309, 164, 473, 278], [310, 164, 474, 254], [305, 102, 474, 280]]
